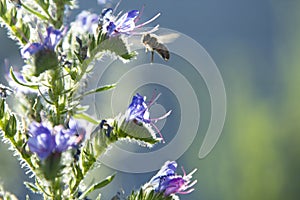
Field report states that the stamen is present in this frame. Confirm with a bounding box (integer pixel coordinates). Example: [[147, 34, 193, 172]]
[[113, 0, 123, 14], [151, 122, 165, 143], [135, 13, 161, 28], [150, 110, 172, 123], [134, 5, 145, 23]]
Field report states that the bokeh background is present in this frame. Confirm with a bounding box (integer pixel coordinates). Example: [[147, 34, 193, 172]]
[[1, 0, 299, 199]]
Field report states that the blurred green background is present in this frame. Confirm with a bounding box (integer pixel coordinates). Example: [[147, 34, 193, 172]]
[[1, 0, 300, 199]]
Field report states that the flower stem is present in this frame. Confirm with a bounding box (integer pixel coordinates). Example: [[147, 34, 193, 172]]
[[53, 0, 65, 29], [22, 3, 49, 21]]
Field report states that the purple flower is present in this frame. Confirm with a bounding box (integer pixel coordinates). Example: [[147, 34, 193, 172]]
[[21, 26, 65, 59], [126, 93, 150, 123], [74, 11, 99, 34], [147, 161, 197, 196], [28, 122, 55, 160], [55, 119, 86, 152], [125, 93, 171, 142], [100, 6, 160, 36], [27, 119, 85, 160]]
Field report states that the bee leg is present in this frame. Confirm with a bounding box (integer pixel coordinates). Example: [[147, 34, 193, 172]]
[[151, 50, 154, 63]]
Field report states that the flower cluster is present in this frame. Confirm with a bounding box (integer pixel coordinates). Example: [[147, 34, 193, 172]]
[[28, 119, 85, 160], [100, 6, 160, 36], [0, 0, 198, 199], [146, 161, 197, 196]]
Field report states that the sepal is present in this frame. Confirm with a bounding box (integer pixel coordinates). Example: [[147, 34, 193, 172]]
[[127, 188, 176, 200]]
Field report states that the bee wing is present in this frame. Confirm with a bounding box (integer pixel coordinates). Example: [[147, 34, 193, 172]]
[[127, 35, 143, 50], [128, 32, 179, 50], [156, 33, 180, 44]]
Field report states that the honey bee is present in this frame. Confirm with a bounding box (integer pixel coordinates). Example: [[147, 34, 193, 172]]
[[142, 33, 170, 62]]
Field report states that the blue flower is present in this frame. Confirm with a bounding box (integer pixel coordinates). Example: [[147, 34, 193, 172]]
[[125, 93, 171, 142], [55, 118, 86, 152], [28, 122, 56, 160], [28, 119, 85, 160], [21, 26, 65, 59], [147, 161, 197, 196], [126, 93, 150, 123], [74, 11, 99, 34], [100, 6, 160, 36]]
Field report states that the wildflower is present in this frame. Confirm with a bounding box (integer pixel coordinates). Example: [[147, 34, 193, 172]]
[[55, 118, 86, 152], [27, 122, 55, 160], [100, 4, 160, 36], [21, 26, 66, 76], [146, 161, 197, 196], [125, 93, 171, 142], [73, 11, 99, 34], [21, 26, 65, 59], [126, 93, 150, 123], [27, 119, 85, 160]]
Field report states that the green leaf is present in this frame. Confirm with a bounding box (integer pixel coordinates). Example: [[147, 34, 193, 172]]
[[0, 0, 7, 17], [74, 83, 117, 100], [116, 116, 160, 146], [5, 114, 17, 138], [127, 189, 175, 200], [24, 182, 40, 194], [79, 174, 116, 199], [9, 7, 17, 26], [0, 99, 4, 119], [95, 193, 102, 200], [21, 3, 49, 21], [73, 113, 99, 125], [10, 67, 39, 89], [94, 84, 117, 93], [72, 163, 83, 181], [76, 34, 136, 83], [92, 35, 134, 60], [22, 23, 31, 42], [81, 142, 97, 173]]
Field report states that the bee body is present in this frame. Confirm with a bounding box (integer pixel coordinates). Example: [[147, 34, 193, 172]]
[[142, 34, 170, 62]]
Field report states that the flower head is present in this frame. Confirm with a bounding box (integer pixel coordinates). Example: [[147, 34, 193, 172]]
[[146, 161, 197, 196], [55, 118, 86, 152], [28, 122, 56, 160], [21, 26, 65, 59], [125, 93, 171, 142], [100, 5, 160, 36], [20, 26, 66, 76], [73, 11, 99, 34], [27, 119, 85, 160], [126, 93, 150, 123]]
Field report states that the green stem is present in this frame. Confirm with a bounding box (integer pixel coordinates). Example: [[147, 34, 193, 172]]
[[71, 128, 117, 195], [53, 0, 65, 29], [49, 68, 63, 125], [22, 3, 49, 21]]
